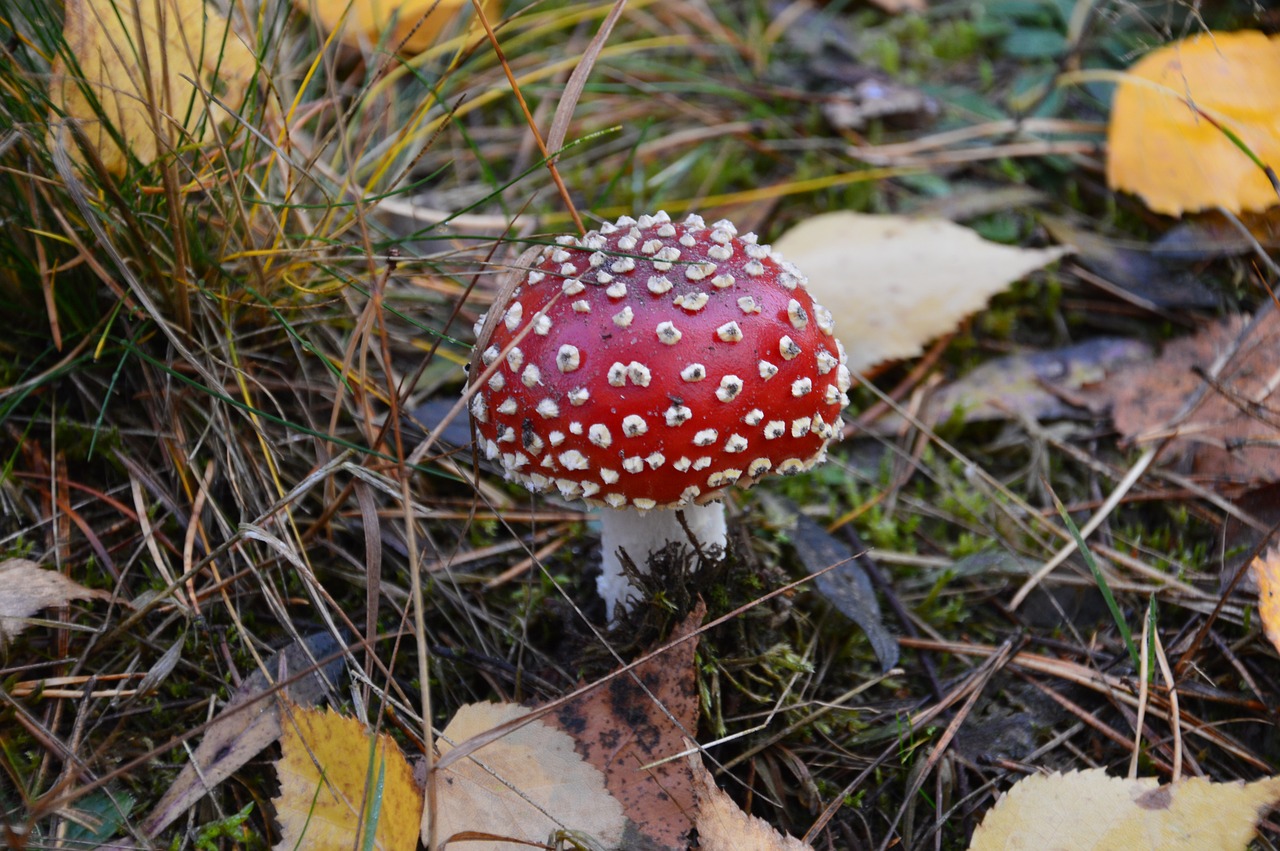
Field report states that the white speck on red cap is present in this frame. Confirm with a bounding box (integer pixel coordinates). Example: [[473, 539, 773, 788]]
[[656, 321, 682, 345], [556, 345, 581, 373]]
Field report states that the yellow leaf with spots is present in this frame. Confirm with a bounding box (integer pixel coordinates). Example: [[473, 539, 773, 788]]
[[273, 704, 422, 851], [50, 0, 256, 174], [969, 769, 1280, 850], [1250, 546, 1280, 655], [1107, 31, 1280, 216]]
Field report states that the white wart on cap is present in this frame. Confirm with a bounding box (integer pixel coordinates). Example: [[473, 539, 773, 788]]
[[468, 211, 850, 510]]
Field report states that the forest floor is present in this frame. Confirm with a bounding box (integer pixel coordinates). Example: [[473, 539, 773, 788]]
[[2, 0, 1280, 848]]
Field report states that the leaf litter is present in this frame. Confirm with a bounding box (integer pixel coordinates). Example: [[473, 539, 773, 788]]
[[142, 631, 347, 837], [0, 558, 111, 647], [10, 1, 1280, 849], [1091, 308, 1280, 489]]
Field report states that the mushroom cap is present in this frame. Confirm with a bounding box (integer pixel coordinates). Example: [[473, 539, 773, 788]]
[[467, 211, 851, 510]]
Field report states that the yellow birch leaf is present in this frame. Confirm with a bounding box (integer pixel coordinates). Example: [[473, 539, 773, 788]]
[[969, 769, 1280, 850], [273, 704, 422, 851], [427, 701, 626, 850], [293, 0, 500, 55], [774, 212, 1069, 373], [1250, 546, 1280, 655], [50, 0, 256, 174], [1107, 31, 1280, 216]]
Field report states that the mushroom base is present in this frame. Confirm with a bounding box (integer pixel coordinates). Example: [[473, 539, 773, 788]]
[[598, 502, 728, 621]]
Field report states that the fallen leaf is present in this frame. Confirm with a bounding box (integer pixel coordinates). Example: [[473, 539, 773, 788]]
[[774, 212, 1070, 373], [51, 0, 256, 173], [1249, 547, 1280, 655], [294, 0, 500, 55], [0, 558, 110, 647], [893, 338, 1151, 428], [274, 704, 422, 851], [428, 702, 627, 850], [141, 632, 346, 837], [969, 768, 1280, 850], [688, 750, 814, 851], [1155, 208, 1280, 261], [1094, 310, 1280, 489], [1107, 30, 1280, 216], [760, 496, 899, 672], [62, 787, 136, 847], [1041, 216, 1221, 310], [549, 603, 705, 849]]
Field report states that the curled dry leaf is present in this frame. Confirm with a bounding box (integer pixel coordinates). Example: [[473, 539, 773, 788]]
[[426, 702, 626, 850], [50, 0, 256, 174], [774, 212, 1070, 373], [1107, 30, 1280, 216], [294, 0, 500, 55], [274, 703, 422, 851], [969, 768, 1280, 850], [0, 558, 110, 647]]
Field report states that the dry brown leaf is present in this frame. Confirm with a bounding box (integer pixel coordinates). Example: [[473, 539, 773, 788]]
[[549, 602, 705, 849], [294, 0, 499, 55], [428, 702, 626, 850], [1107, 31, 1280, 216], [0, 558, 110, 646], [1249, 546, 1280, 655], [688, 751, 813, 851], [145, 687, 286, 838], [1096, 311, 1280, 488], [774, 212, 1070, 373], [969, 768, 1280, 850], [50, 0, 256, 173], [141, 633, 344, 837], [274, 704, 422, 851], [868, 338, 1151, 431]]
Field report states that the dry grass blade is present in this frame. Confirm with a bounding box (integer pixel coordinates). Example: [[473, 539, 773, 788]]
[[545, 0, 629, 160], [469, 0, 583, 234]]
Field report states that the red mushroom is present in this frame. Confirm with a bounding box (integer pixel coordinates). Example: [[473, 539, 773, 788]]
[[468, 212, 850, 618]]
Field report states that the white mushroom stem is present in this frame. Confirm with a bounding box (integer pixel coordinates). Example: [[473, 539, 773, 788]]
[[597, 502, 727, 621]]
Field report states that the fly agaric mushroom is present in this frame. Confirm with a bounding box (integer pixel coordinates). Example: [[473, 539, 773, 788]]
[[468, 212, 851, 619]]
